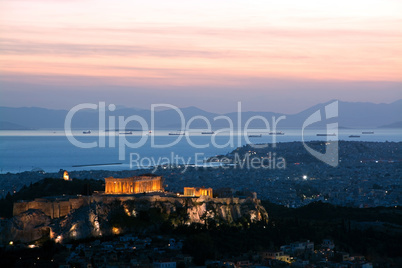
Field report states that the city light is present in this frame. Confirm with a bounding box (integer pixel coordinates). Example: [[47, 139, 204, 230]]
[[112, 227, 121, 235]]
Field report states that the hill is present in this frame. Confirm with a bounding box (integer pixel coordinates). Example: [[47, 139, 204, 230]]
[[378, 121, 402, 128], [0, 121, 32, 130]]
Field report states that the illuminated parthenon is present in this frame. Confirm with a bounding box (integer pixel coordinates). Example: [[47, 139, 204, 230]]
[[104, 174, 164, 194]]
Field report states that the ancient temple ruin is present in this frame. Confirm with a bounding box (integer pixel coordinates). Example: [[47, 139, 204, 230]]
[[104, 174, 164, 194]]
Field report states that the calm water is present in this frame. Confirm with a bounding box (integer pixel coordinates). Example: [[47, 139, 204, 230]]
[[0, 129, 401, 173]]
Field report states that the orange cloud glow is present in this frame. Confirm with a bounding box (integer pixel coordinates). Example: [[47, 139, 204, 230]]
[[1, 0, 401, 88]]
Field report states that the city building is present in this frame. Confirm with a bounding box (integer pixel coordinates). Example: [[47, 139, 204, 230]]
[[63, 171, 70, 181], [153, 261, 176, 268], [260, 251, 290, 263]]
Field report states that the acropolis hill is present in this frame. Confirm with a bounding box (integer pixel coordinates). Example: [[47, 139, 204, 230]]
[[6, 175, 267, 243]]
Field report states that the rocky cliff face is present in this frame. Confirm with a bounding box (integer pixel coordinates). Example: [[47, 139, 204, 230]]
[[120, 195, 268, 223], [5, 195, 268, 243], [2, 209, 51, 243], [183, 195, 266, 224]]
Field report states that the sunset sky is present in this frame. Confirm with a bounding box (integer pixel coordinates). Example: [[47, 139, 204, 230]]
[[1, 0, 401, 113]]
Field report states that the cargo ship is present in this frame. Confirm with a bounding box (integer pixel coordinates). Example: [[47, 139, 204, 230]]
[[316, 133, 336, 136], [119, 131, 133, 135], [349, 135, 360, 138], [248, 134, 262, 137], [201, 131, 214, 134], [169, 131, 185, 135], [362, 131, 374, 134], [269, 131, 285, 135]]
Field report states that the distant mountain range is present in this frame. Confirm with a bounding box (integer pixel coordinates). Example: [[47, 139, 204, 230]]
[[378, 121, 402, 128], [0, 99, 401, 130]]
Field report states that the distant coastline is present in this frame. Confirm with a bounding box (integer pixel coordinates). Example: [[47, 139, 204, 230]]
[[0, 121, 34, 130]]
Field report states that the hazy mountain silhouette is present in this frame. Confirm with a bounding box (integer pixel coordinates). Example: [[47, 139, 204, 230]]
[[0, 121, 33, 130], [378, 121, 402, 128], [0, 100, 401, 130]]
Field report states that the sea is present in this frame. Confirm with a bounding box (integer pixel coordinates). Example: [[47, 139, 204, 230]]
[[0, 128, 401, 173]]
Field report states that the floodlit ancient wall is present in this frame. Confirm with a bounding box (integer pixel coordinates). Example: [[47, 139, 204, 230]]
[[184, 187, 213, 198], [13, 197, 90, 219]]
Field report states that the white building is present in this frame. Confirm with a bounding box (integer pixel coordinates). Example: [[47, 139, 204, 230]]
[[153, 261, 176, 268]]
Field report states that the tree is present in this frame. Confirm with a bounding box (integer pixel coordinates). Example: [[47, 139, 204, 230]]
[[183, 233, 216, 265]]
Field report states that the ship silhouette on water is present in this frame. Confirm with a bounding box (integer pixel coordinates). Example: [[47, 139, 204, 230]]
[[169, 131, 186, 136], [316, 133, 336, 137]]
